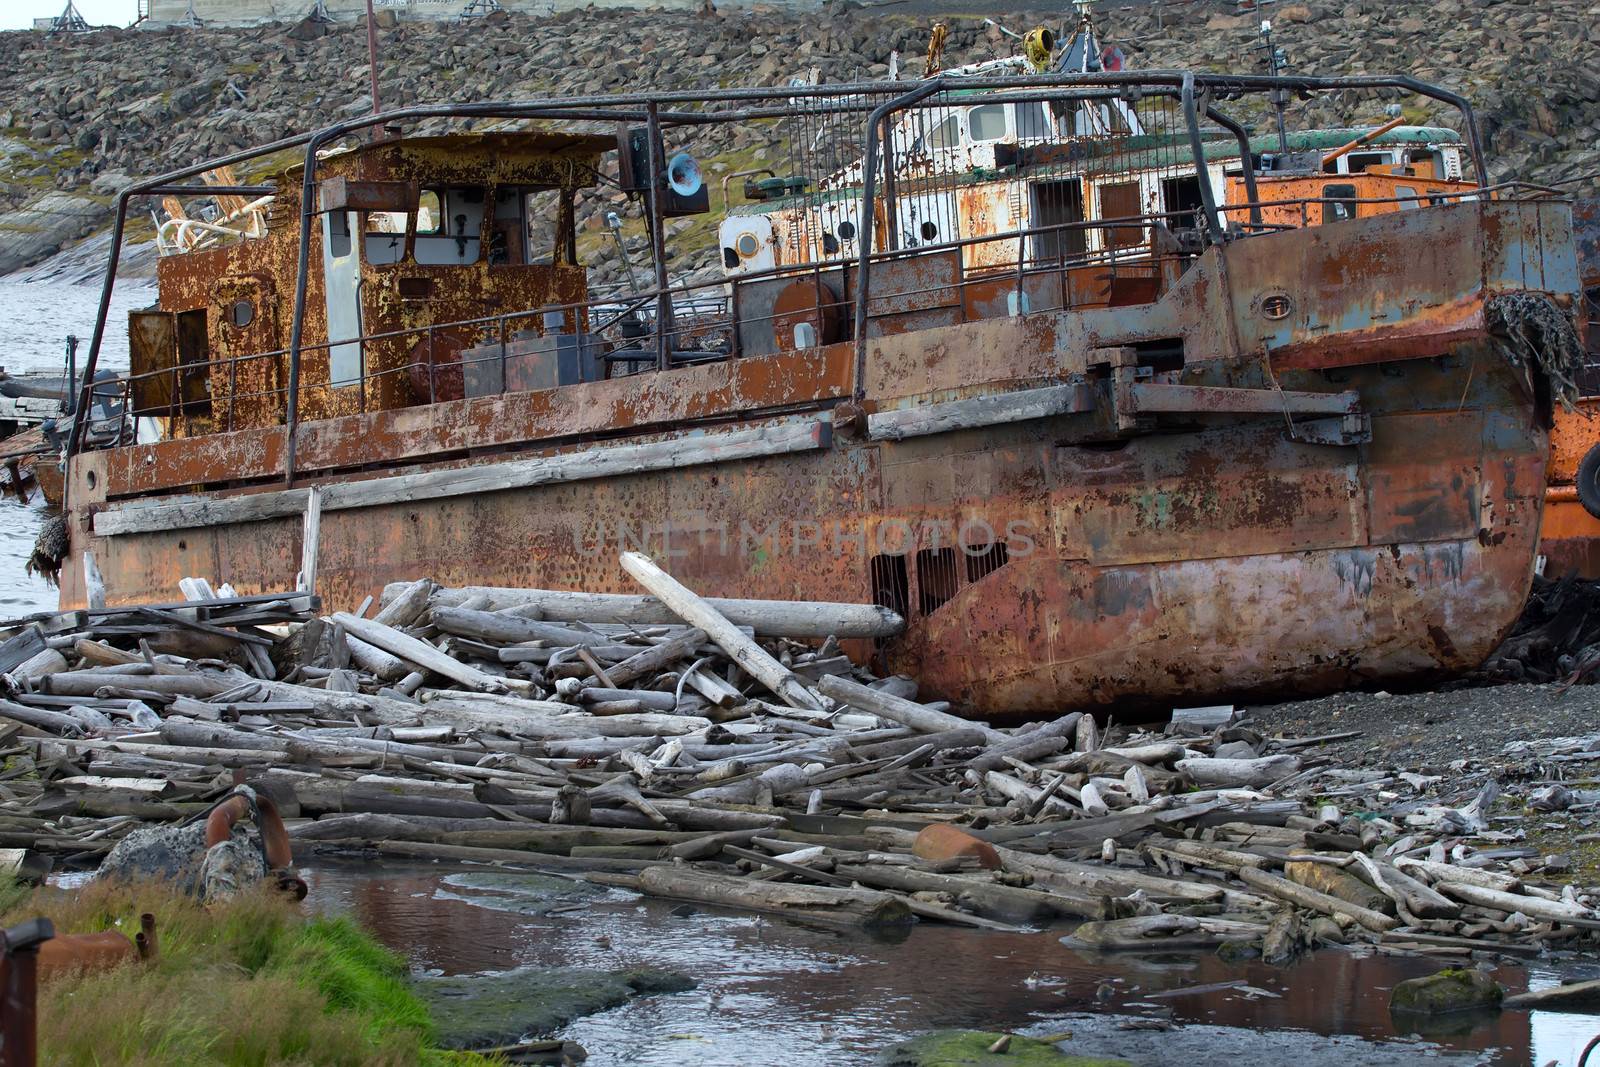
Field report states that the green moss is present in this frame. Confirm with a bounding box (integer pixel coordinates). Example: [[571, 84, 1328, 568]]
[[880, 1030, 1134, 1067], [1390, 968, 1504, 1015], [0, 877, 494, 1066]]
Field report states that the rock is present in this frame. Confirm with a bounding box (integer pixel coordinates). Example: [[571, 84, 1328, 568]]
[[1216, 938, 1262, 963], [1389, 968, 1504, 1015], [0, 192, 107, 275], [414, 964, 694, 1049], [1528, 784, 1572, 811], [89, 171, 133, 196], [878, 1030, 1133, 1066]]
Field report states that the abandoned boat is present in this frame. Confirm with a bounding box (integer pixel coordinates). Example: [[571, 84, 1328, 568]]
[[46, 57, 1585, 716]]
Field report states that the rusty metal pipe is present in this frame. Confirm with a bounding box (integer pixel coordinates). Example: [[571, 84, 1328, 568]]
[[204, 792, 293, 870], [1205, 104, 1261, 229], [1321, 115, 1408, 168], [852, 78, 946, 401], [1, 918, 50, 1067], [1181, 73, 1223, 240]]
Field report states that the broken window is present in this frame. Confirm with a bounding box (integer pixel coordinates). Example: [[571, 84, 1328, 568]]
[[1322, 183, 1359, 223], [415, 186, 485, 266], [869, 553, 909, 620], [363, 209, 408, 266], [1098, 181, 1143, 250], [1031, 179, 1086, 264], [1159, 175, 1205, 230]]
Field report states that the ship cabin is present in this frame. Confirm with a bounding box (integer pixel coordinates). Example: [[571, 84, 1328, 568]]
[[720, 94, 1477, 347], [130, 131, 612, 439]]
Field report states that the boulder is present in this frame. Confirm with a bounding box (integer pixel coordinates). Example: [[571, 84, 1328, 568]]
[[1389, 968, 1504, 1015]]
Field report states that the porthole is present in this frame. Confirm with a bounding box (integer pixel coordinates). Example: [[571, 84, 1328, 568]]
[[1259, 292, 1294, 321], [229, 300, 255, 328], [837, 219, 857, 241], [920, 221, 938, 242], [735, 232, 760, 258]]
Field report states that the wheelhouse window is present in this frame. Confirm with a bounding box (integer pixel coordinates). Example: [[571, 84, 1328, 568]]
[[414, 186, 485, 266], [363, 209, 408, 266], [922, 114, 960, 153], [1013, 102, 1052, 142], [967, 104, 1008, 142], [1322, 183, 1359, 223]]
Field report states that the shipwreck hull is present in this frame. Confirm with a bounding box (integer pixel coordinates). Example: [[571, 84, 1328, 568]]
[[60, 201, 1577, 717]]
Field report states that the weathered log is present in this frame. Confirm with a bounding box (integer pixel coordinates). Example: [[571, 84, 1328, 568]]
[[625, 865, 913, 928], [817, 675, 1006, 743], [332, 612, 507, 693], [1065, 914, 1268, 951], [833, 862, 1112, 923], [593, 628, 708, 687], [1176, 755, 1303, 788], [1435, 882, 1600, 929], [407, 585, 905, 639], [11, 648, 68, 685], [373, 579, 432, 628], [431, 605, 613, 648], [966, 716, 1079, 772], [620, 552, 822, 711], [1237, 867, 1398, 932]]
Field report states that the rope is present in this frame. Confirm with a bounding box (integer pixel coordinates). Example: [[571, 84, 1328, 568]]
[[1485, 291, 1584, 413]]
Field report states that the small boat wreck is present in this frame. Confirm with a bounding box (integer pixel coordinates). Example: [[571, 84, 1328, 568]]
[[48, 34, 1586, 716]]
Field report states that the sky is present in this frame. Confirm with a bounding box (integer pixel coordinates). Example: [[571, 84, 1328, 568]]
[[0, 1, 141, 30]]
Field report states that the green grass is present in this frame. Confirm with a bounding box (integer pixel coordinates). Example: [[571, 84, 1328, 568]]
[[1, 877, 494, 1067]]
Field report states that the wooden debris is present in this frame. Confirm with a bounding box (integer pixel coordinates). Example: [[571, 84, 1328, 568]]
[[0, 556, 1592, 966]]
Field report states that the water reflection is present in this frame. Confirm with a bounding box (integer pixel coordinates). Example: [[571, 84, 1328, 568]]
[[0, 278, 155, 613], [302, 859, 1600, 1066]]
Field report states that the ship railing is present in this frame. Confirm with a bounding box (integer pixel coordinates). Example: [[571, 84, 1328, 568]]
[[66, 71, 1497, 495], [90, 180, 1566, 457], [92, 180, 1568, 452]]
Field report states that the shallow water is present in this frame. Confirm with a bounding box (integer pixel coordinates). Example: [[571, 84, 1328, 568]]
[[0, 278, 155, 616], [303, 858, 1600, 1066]]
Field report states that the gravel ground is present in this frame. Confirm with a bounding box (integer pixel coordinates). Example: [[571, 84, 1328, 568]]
[[1243, 682, 1600, 773]]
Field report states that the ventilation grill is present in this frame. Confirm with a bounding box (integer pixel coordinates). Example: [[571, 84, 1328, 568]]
[[964, 541, 1009, 584], [916, 547, 960, 616], [869, 553, 909, 621]]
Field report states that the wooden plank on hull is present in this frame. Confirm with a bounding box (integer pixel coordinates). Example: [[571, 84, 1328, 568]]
[[867, 382, 1094, 442], [94, 416, 833, 537]]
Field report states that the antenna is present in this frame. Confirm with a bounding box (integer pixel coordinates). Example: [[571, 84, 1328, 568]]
[[47, 1, 90, 33], [178, 0, 203, 27], [305, 0, 334, 22], [1251, 16, 1290, 154], [459, 0, 504, 18]]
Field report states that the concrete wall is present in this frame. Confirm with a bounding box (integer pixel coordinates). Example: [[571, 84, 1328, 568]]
[[145, 0, 690, 23]]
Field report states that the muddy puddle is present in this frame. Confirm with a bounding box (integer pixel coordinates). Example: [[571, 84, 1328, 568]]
[[301, 858, 1600, 1065]]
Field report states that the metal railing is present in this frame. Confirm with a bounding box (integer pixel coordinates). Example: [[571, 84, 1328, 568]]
[[66, 71, 1494, 502]]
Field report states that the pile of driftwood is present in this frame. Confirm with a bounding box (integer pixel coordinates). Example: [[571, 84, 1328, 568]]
[[0, 553, 1595, 965]]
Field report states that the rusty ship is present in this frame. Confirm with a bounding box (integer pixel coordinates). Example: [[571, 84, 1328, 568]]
[[42, 28, 1587, 717]]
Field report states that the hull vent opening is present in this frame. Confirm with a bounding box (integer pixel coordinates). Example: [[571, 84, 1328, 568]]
[[965, 541, 1009, 584], [916, 547, 960, 616], [870, 553, 909, 621]]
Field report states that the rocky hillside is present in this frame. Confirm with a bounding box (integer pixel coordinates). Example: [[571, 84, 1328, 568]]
[[0, 0, 1595, 277]]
